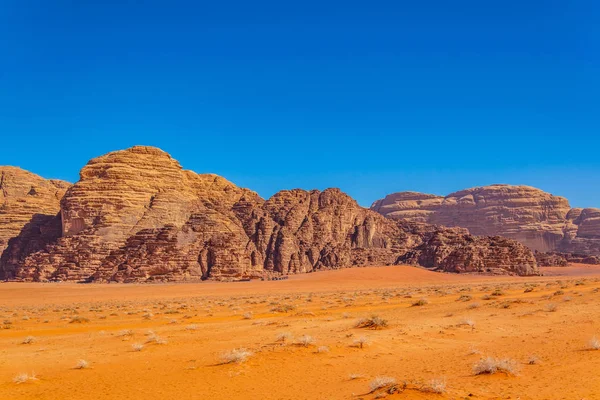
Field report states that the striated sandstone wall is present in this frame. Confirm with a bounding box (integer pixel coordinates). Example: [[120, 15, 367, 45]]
[[0, 147, 540, 281], [372, 185, 600, 256]]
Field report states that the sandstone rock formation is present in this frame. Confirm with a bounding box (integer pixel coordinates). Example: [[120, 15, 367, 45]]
[[535, 252, 600, 267], [0, 167, 69, 278], [372, 185, 600, 257], [0, 147, 539, 282]]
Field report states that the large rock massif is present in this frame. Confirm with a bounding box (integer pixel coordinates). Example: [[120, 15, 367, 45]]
[[372, 185, 600, 256], [0, 147, 539, 282], [0, 167, 69, 266]]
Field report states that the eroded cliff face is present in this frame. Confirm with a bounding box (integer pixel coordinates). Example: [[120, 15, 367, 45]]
[[0, 167, 70, 278], [372, 185, 600, 256], [0, 147, 539, 282]]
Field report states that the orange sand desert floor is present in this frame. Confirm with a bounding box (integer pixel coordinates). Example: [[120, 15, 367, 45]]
[[2, 265, 600, 400]]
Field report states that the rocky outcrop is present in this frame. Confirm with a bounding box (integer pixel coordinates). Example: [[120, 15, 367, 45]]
[[372, 185, 600, 256], [0, 147, 539, 282], [397, 223, 538, 275], [535, 252, 600, 267], [0, 167, 70, 278]]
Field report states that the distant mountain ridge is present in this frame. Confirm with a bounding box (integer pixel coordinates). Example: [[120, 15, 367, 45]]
[[0, 147, 538, 282], [371, 185, 600, 256]]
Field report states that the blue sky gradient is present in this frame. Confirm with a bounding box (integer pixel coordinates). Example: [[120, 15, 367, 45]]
[[1, 1, 598, 207]]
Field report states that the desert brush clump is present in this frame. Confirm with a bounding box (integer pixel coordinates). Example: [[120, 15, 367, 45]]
[[355, 315, 388, 329], [589, 336, 600, 350], [528, 355, 540, 365], [270, 304, 296, 313], [411, 298, 429, 307], [276, 332, 292, 343], [473, 357, 520, 376], [297, 335, 316, 347], [75, 359, 89, 369], [21, 336, 35, 344], [69, 316, 90, 324], [242, 312, 253, 319], [457, 317, 476, 329], [316, 345, 330, 353], [353, 336, 370, 349], [131, 343, 144, 352], [13, 372, 37, 384], [220, 348, 253, 364], [369, 376, 397, 392], [418, 378, 447, 394]]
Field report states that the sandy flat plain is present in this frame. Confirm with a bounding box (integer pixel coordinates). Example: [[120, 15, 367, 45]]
[[2, 264, 600, 400]]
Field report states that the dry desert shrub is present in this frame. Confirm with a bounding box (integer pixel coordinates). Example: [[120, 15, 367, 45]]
[[297, 335, 316, 347], [369, 376, 397, 392], [132, 343, 144, 352], [146, 333, 167, 345], [349, 373, 363, 380], [118, 329, 134, 337], [142, 312, 153, 320], [21, 336, 35, 345], [69, 316, 90, 324], [411, 298, 429, 307], [270, 304, 296, 313], [545, 303, 558, 312], [316, 346, 329, 353], [353, 336, 370, 349], [528, 355, 540, 365], [13, 372, 37, 384], [75, 359, 89, 369], [185, 324, 198, 331], [418, 378, 446, 394], [589, 336, 600, 350], [276, 332, 292, 343], [242, 312, 253, 319], [457, 294, 472, 302], [355, 315, 388, 329], [457, 318, 476, 329], [473, 357, 520, 375], [220, 348, 253, 364]]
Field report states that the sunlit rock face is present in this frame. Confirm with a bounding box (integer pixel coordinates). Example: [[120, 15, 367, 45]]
[[1, 147, 539, 282]]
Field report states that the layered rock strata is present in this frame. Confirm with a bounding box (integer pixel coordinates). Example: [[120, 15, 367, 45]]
[[0, 147, 539, 282]]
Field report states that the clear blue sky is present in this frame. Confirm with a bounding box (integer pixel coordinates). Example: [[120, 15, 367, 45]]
[[1, 1, 598, 208]]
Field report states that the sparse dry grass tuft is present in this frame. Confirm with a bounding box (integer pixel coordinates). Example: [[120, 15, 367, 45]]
[[473, 357, 520, 375], [316, 345, 329, 353], [353, 336, 370, 349], [418, 378, 446, 394], [297, 335, 316, 347], [21, 336, 35, 344], [411, 298, 429, 307], [13, 372, 37, 384], [355, 315, 388, 329], [69, 316, 90, 324], [132, 343, 144, 352], [276, 332, 292, 343], [369, 376, 396, 392], [220, 348, 253, 364]]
